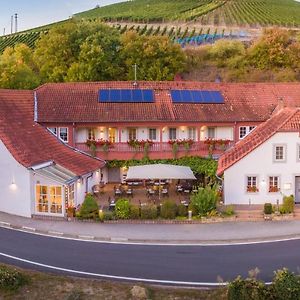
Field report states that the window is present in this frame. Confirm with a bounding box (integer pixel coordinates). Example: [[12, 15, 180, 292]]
[[207, 127, 215, 139], [246, 176, 258, 193], [273, 144, 286, 162], [108, 128, 117, 143], [239, 127, 247, 139], [239, 126, 256, 139], [188, 127, 196, 140], [47, 127, 57, 136], [128, 128, 137, 141], [88, 128, 95, 140], [169, 128, 177, 140], [36, 185, 63, 214], [149, 128, 157, 141], [59, 127, 68, 142], [269, 176, 280, 193]]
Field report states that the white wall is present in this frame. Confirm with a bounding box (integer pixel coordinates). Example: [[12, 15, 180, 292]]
[[0, 141, 31, 217], [224, 132, 300, 205], [200, 126, 233, 140]]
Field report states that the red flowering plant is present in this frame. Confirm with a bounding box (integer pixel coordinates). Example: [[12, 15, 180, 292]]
[[86, 139, 113, 149], [247, 186, 259, 193], [127, 139, 154, 148]]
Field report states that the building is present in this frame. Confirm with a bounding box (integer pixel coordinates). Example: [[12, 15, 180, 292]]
[[34, 81, 300, 182], [0, 89, 105, 218], [218, 107, 300, 205]]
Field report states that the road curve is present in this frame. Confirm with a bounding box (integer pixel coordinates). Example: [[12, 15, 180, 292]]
[[0, 227, 299, 286]]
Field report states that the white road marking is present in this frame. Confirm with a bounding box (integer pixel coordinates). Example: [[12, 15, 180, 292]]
[[21, 226, 36, 232], [0, 251, 229, 286], [1, 224, 300, 247]]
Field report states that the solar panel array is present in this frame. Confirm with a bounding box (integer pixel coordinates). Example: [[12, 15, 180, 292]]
[[99, 89, 154, 103], [171, 90, 224, 104]]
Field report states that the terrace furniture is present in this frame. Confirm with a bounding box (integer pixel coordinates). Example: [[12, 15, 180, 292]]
[[126, 189, 133, 197], [162, 188, 169, 197]]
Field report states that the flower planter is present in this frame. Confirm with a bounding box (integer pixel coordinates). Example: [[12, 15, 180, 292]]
[[264, 214, 272, 221]]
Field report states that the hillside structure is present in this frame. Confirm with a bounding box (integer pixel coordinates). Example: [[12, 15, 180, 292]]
[[2, 81, 300, 217]]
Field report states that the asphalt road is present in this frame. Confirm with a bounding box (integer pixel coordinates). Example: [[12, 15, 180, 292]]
[[0, 227, 299, 285]]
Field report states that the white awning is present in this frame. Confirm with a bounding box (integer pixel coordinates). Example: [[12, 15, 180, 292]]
[[125, 164, 196, 180], [30, 163, 79, 185]]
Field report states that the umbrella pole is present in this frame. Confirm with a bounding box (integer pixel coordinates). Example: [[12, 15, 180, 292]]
[[159, 179, 161, 201]]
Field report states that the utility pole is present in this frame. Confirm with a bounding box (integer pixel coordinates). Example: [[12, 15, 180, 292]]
[[11, 15, 13, 34], [3, 28, 5, 36], [133, 63, 138, 82], [15, 13, 18, 33]]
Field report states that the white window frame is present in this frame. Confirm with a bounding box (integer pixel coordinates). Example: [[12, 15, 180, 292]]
[[88, 128, 96, 140], [169, 128, 177, 140], [273, 144, 286, 162], [246, 175, 259, 193], [268, 176, 280, 193], [128, 128, 137, 141], [207, 127, 215, 139], [297, 144, 300, 162], [47, 127, 57, 136], [148, 128, 157, 141], [59, 127, 68, 143], [239, 126, 256, 140], [188, 127, 196, 140]]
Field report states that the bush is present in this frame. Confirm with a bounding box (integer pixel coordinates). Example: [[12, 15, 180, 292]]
[[103, 211, 116, 221], [228, 276, 265, 300], [160, 200, 177, 219], [281, 195, 294, 214], [190, 186, 219, 216], [141, 204, 157, 219], [129, 204, 140, 219], [264, 203, 272, 215], [0, 265, 28, 291], [177, 204, 187, 217], [269, 268, 300, 300], [115, 198, 130, 219], [79, 193, 98, 219]]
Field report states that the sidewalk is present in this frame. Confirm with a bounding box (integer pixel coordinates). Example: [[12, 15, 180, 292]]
[[2, 212, 300, 244]]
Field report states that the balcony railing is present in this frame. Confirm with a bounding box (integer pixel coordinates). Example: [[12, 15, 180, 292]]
[[75, 141, 234, 160]]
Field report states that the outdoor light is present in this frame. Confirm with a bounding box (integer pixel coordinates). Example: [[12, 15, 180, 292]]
[[188, 210, 192, 221], [10, 181, 17, 190], [261, 178, 266, 185]]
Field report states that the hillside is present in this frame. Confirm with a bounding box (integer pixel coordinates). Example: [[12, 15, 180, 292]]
[[76, 0, 300, 27]]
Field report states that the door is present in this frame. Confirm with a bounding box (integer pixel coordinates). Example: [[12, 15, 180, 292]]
[[295, 177, 300, 203], [108, 128, 117, 143]]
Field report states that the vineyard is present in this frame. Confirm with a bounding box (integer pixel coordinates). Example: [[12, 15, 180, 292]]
[[76, 0, 300, 27]]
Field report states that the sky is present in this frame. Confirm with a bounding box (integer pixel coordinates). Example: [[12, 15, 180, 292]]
[[0, 0, 124, 35]]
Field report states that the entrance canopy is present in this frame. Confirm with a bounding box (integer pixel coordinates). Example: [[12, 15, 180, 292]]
[[125, 164, 196, 181]]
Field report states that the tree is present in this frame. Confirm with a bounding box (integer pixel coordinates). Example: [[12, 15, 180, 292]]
[[120, 31, 186, 81], [0, 44, 40, 89], [34, 20, 122, 82]]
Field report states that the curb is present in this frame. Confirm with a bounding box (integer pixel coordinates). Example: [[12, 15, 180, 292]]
[[2, 222, 300, 245]]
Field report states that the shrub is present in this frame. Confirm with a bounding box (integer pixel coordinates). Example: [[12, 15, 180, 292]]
[[129, 204, 140, 219], [223, 205, 235, 216], [160, 200, 177, 219], [79, 193, 98, 219], [281, 195, 294, 214], [264, 203, 272, 215], [115, 198, 130, 219], [141, 204, 157, 219], [190, 186, 219, 216], [269, 268, 300, 300], [0, 265, 28, 291], [177, 204, 187, 217], [103, 211, 116, 221], [227, 276, 265, 300]]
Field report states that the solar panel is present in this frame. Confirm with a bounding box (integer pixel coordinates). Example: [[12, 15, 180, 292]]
[[171, 90, 224, 104], [99, 89, 154, 103]]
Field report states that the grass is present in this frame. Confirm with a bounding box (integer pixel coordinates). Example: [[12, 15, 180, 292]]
[[0, 264, 227, 300]]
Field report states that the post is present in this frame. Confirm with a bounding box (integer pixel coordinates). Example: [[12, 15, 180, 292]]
[[11, 15, 13, 34], [188, 210, 192, 221], [15, 13, 18, 33]]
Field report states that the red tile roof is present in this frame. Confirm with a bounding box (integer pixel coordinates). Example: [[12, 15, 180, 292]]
[[0, 89, 105, 176], [217, 107, 299, 175], [35, 81, 300, 123]]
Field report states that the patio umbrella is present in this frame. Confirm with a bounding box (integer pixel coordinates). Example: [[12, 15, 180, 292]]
[[125, 164, 196, 200]]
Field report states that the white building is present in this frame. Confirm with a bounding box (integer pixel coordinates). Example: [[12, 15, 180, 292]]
[[218, 107, 300, 205], [0, 90, 106, 218]]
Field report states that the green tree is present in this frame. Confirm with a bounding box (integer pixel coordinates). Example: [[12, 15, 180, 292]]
[[34, 20, 122, 82], [120, 31, 186, 80], [0, 44, 40, 89]]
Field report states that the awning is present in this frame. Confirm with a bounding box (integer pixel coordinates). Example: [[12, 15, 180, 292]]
[[125, 164, 196, 180], [30, 163, 79, 185]]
